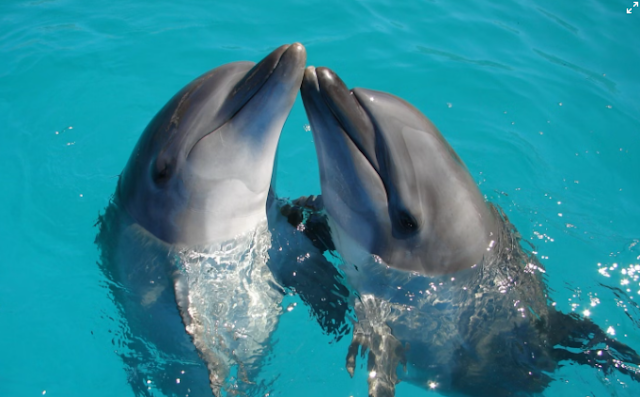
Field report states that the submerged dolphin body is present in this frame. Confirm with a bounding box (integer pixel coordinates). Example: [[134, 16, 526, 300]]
[[300, 66, 640, 397], [96, 44, 307, 396]]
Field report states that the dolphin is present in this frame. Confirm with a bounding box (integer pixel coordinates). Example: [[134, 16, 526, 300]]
[[300, 66, 640, 397], [96, 43, 306, 397]]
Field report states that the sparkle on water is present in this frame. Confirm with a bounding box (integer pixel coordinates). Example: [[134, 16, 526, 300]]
[[1, 0, 639, 396]]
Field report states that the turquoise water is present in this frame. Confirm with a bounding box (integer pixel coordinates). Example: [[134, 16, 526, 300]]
[[1, 0, 639, 396]]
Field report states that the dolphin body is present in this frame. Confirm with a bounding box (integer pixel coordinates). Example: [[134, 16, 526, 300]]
[[300, 66, 640, 397], [96, 44, 309, 396]]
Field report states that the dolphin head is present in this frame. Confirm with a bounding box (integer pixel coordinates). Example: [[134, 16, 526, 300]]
[[117, 43, 306, 245], [301, 66, 499, 276]]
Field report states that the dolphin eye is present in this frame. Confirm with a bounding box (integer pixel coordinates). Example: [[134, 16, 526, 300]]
[[153, 161, 172, 184], [398, 211, 419, 232]]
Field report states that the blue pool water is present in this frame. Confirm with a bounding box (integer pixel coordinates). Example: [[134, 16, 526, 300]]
[[1, 0, 639, 396]]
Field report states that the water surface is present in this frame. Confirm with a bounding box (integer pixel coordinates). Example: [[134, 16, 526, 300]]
[[1, 1, 639, 396]]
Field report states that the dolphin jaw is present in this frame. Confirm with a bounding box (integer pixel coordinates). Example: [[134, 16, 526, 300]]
[[176, 44, 305, 244]]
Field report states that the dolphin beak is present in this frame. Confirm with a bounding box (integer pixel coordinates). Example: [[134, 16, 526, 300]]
[[219, 43, 305, 121], [303, 67, 380, 174]]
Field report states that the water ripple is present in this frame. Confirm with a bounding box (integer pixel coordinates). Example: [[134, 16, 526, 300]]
[[416, 45, 512, 70], [533, 48, 617, 93]]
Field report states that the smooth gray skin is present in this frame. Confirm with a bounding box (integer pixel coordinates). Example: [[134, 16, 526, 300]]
[[300, 66, 499, 276], [118, 43, 306, 246]]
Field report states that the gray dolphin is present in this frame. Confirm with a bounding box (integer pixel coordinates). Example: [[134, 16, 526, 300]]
[[96, 44, 306, 397], [300, 66, 640, 397]]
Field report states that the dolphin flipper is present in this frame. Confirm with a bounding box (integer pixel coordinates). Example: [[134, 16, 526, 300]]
[[279, 195, 408, 397], [171, 269, 228, 396], [280, 195, 335, 252], [346, 295, 406, 397], [270, 195, 350, 337], [545, 309, 640, 381]]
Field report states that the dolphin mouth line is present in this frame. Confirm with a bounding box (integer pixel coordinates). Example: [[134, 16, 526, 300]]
[[307, 67, 390, 201], [218, 53, 282, 126], [187, 44, 295, 158], [331, 97, 389, 192], [326, 92, 367, 154]]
